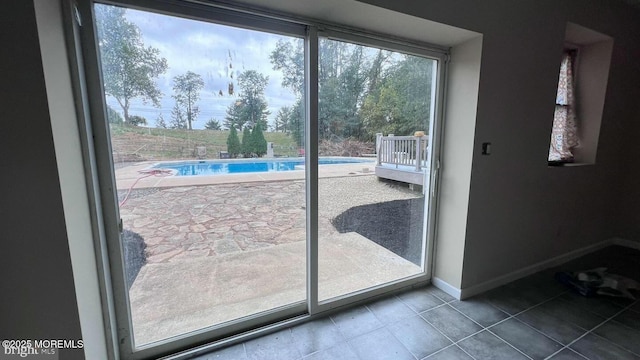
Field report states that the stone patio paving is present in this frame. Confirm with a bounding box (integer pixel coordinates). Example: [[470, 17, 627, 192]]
[[119, 175, 425, 345], [122, 181, 306, 263]]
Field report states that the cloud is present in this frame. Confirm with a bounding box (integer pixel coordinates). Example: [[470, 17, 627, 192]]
[[111, 6, 298, 129]]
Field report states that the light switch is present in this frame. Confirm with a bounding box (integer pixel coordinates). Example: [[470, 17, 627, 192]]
[[482, 142, 491, 155]]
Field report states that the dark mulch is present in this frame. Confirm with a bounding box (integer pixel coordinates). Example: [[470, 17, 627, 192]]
[[122, 229, 146, 289], [331, 198, 425, 266]]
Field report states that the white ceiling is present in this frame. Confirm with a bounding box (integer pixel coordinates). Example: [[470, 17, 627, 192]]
[[215, 0, 637, 48], [620, 0, 640, 8], [565, 22, 613, 45], [219, 0, 480, 47]]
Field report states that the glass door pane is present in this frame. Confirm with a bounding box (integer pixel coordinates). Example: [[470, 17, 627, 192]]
[[94, 3, 306, 346], [316, 38, 436, 301]]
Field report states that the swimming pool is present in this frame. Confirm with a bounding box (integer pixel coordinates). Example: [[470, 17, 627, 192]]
[[153, 157, 374, 176]]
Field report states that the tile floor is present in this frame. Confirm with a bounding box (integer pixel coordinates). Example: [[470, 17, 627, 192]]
[[193, 246, 640, 360]]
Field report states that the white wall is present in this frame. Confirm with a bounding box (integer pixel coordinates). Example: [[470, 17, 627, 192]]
[[433, 35, 482, 288], [618, 148, 640, 242], [8, 0, 640, 359], [616, 89, 640, 243], [359, 0, 640, 290], [34, 1, 109, 358], [0, 1, 84, 359], [611, 20, 640, 244]]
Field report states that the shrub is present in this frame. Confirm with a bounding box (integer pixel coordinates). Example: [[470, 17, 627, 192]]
[[252, 122, 268, 157], [128, 115, 147, 126], [107, 105, 123, 124], [226, 126, 241, 157], [241, 127, 252, 157]]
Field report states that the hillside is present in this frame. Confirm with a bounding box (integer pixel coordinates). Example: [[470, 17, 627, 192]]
[[109, 125, 299, 162]]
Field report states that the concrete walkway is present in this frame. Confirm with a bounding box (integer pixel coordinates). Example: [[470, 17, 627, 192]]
[[120, 174, 424, 345], [115, 159, 377, 189], [130, 232, 420, 345]]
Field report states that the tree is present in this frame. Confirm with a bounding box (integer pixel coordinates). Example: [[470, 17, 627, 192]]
[[271, 38, 434, 141], [241, 127, 252, 157], [271, 40, 307, 146], [270, 39, 305, 96], [204, 118, 222, 130], [271, 38, 372, 140], [172, 71, 204, 130], [94, 4, 168, 124], [226, 126, 241, 157], [170, 102, 187, 129], [288, 100, 305, 147], [275, 106, 292, 132], [317, 41, 371, 139], [128, 115, 147, 126], [251, 122, 268, 157], [155, 113, 167, 128], [361, 55, 433, 138], [106, 105, 123, 124], [224, 101, 244, 130], [232, 70, 270, 130]]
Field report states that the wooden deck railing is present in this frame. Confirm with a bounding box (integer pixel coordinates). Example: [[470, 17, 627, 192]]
[[376, 133, 428, 171]]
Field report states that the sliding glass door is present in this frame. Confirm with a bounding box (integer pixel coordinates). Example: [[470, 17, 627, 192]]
[[89, 1, 308, 353], [76, 1, 444, 358], [315, 36, 437, 303]]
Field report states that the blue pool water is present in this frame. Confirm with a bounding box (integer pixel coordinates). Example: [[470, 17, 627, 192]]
[[153, 157, 373, 176]]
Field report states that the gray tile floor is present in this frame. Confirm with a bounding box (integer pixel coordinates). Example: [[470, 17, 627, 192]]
[[194, 246, 640, 360]]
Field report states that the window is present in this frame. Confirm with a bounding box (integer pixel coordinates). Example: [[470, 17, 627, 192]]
[[316, 36, 436, 302], [548, 22, 613, 166], [94, 3, 307, 348], [75, 1, 446, 358], [548, 50, 578, 164]]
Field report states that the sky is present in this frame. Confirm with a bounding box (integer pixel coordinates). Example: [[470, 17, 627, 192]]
[[103, 5, 302, 129]]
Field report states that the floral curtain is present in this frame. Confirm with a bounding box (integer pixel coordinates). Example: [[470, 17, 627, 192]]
[[548, 51, 579, 162]]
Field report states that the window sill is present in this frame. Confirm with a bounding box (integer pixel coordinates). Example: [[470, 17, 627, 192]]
[[548, 162, 594, 167]]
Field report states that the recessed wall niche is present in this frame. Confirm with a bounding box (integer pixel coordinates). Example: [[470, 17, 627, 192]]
[[550, 22, 613, 165]]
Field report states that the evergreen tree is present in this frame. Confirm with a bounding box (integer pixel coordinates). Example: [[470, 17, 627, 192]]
[[241, 127, 252, 157], [224, 101, 244, 130], [155, 113, 167, 128], [170, 102, 187, 129], [251, 122, 268, 157], [226, 126, 241, 157], [237, 70, 270, 130], [172, 71, 204, 130], [287, 100, 305, 147], [224, 70, 270, 131], [204, 118, 221, 130], [275, 106, 291, 132]]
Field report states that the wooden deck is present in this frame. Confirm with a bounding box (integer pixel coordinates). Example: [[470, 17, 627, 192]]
[[375, 163, 427, 185], [375, 134, 429, 186]]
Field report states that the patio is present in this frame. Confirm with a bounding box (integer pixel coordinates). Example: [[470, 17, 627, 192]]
[[117, 167, 426, 345]]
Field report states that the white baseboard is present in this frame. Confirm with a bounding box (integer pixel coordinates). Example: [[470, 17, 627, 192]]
[[431, 277, 462, 300], [611, 237, 640, 250], [435, 237, 639, 300]]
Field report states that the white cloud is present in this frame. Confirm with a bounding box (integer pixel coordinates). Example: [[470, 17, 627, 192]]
[[112, 6, 299, 129]]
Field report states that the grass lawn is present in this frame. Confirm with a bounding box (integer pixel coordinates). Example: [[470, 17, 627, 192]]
[[110, 124, 300, 161]]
